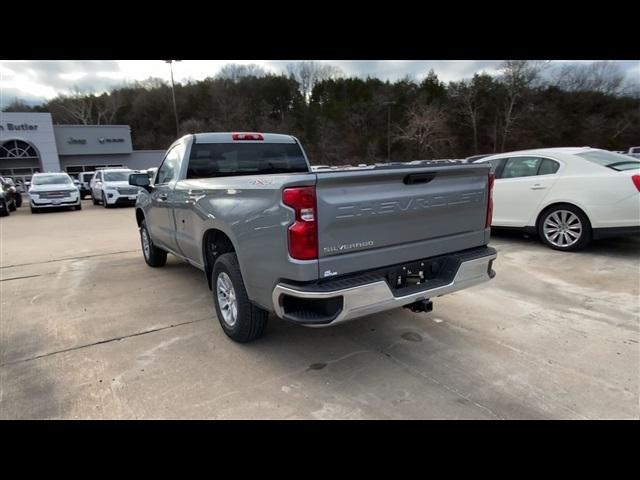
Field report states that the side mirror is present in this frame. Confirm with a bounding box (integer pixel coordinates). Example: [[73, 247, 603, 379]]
[[129, 173, 152, 192]]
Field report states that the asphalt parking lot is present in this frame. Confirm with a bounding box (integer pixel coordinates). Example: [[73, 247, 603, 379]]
[[0, 199, 638, 419]]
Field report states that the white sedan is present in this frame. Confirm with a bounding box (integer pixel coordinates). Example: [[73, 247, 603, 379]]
[[476, 147, 640, 251]]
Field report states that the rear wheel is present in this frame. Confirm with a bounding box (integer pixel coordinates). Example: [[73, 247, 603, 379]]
[[538, 204, 591, 252], [212, 252, 268, 343], [8, 201, 16, 212], [140, 220, 167, 267], [0, 200, 9, 217]]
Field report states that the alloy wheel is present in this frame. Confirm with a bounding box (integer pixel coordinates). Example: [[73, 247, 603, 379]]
[[216, 272, 238, 327], [543, 210, 582, 248]]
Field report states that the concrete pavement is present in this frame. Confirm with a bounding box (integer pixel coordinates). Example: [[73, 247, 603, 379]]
[[1, 200, 638, 419]]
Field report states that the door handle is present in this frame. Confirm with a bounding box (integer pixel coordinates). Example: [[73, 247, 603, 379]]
[[531, 184, 546, 190]]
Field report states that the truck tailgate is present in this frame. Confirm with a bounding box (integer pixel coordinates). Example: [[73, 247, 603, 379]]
[[315, 164, 491, 278]]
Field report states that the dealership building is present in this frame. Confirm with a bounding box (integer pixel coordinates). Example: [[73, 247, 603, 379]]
[[0, 112, 165, 182]]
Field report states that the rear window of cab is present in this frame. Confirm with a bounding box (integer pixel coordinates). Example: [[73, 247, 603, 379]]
[[187, 142, 309, 179]]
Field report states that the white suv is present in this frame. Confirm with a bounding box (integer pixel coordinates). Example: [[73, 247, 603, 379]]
[[90, 168, 139, 208], [29, 173, 81, 214]]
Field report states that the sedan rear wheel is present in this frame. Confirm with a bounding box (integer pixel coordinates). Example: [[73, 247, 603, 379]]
[[538, 205, 591, 251]]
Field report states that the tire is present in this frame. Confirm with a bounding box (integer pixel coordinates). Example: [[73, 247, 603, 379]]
[[140, 220, 167, 267], [0, 200, 9, 217], [92, 194, 99, 205], [102, 192, 110, 208], [8, 200, 16, 212], [537, 204, 592, 252], [211, 252, 268, 343], [75, 203, 82, 211], [30, 206, 39, 214], [15, 196, 22, 208]]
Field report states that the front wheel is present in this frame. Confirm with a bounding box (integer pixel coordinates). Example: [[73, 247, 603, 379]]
[[102, 192, 110, 208], [0, 200, 9, 217], [8, 200, 17, 212], [212, 253, 268, 343], [538, 205, 591, 251], [140, 220, 167, 267]]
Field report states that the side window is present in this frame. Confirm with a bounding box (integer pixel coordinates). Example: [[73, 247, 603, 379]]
[[156, 146, 183, 184], [500, 157, 542, 179], [538, 158, 560, 175]]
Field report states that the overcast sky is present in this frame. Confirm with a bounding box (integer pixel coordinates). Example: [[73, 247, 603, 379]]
[[1, 60, 638, 108]]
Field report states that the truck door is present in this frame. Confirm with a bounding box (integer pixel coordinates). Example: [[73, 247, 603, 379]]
[[148, 145, 182, 253]]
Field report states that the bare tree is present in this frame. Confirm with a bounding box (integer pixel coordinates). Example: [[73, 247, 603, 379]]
[[58, 87, 94, 124], [497, 60, 550, 151], [553, 61, 627, 95], [95, 93, 121, 125], [216, 64, 268, 82], [2, 99, 35, 112], [286, 61, 343, 101], [394, 104, 453, 159], [450, 79, 483, 153], [179, 118, 208, 136]]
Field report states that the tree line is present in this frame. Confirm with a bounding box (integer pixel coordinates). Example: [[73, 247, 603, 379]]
[[5, 61, 639, 165]]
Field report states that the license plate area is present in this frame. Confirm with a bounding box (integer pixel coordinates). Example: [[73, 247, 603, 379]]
[[385, 256, 460, 296]]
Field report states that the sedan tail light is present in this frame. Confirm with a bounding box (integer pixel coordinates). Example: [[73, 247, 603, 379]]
[[282, 186, 318, 260], [486, 173, 495, 228], [631, 175, 640, 192]]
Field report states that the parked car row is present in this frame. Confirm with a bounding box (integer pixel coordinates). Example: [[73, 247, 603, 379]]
[[0, 167, 159, 216]]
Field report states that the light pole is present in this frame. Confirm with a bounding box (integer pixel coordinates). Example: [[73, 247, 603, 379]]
[[165, 60, 181, 137]]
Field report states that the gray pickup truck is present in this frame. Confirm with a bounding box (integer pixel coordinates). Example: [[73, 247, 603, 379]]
[[129, 132, 497, 342]]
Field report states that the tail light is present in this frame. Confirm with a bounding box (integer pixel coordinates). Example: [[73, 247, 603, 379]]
[[486, 173, 494, 228], [282, 186, 318, 260], [632, 175, 640, 192], [232, 132, 264, 141]]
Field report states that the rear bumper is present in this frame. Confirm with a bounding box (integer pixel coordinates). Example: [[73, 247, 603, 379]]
[[272, 246, 497, 327]]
